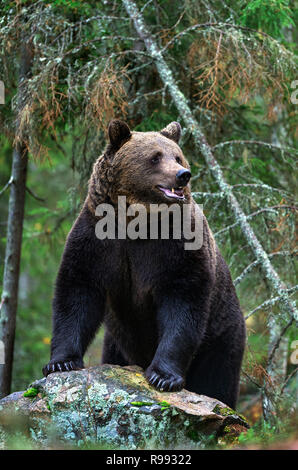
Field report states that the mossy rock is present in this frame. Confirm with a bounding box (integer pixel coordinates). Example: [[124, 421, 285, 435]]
[[0, 365, 248, 449]]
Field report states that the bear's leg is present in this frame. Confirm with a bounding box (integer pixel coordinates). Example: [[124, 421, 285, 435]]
[[42, 220, 106, 377], [101, 330, 129, 366], [145, 296, 209, 392], [185, 341, 244, 409], [43, 284, 105, 376]]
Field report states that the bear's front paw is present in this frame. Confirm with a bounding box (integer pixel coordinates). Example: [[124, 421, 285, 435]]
[[42, 358, 84, 377], [145, 365, 184, 392]]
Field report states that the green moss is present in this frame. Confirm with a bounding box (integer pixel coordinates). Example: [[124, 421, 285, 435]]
[[23, 387, 39, 398], [213, 405, 248, 424], [130, 401, 154, 407], [238, 413, 248, 424], [159, 401, 170, 407], [131, 400, 171, 411], [159, 400, 171, 411], [212, 405, 235, 416]]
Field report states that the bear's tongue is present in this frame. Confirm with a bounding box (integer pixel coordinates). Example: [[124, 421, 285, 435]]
[[158, 187, 184, 199]]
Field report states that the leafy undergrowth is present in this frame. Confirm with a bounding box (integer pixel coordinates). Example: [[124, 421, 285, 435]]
[[2, 420, 297, 450], [234, 416, 298, 450]]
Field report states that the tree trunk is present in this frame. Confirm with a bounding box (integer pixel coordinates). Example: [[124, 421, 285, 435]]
[[0, 42, 33, 398], [121, 0, 297, 419]]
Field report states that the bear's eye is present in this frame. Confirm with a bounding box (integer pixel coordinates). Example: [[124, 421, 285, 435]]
[[151, 152, 162, 164], [175, 156, 182, 164]]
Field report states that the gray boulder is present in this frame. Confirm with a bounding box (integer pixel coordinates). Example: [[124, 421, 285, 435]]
[[0, 365, 248, 449]]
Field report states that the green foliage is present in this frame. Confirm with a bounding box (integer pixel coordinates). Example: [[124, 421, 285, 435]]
[[239, 0, 295, 39], [238, 419, 292, 447], [47, 0, 94, 13], [2, 433, 38, 450], [134, 110, 179, 132]]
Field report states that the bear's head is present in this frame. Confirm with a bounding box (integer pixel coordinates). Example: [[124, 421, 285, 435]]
[[88, 120, 192, 210]]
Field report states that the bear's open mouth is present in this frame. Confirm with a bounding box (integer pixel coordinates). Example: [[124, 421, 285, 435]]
[[157, 186, 185, 200]]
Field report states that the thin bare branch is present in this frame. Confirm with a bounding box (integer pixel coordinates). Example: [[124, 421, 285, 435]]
[[215, 205, 297, 238], [130, 87, 166, 105], [234, 250, 297, 286], [192, 191, 225, 198], [280, 367, 298, 395], [241, 369, 262, 389], [160, 22, 279, 54], [213, 140, 298, 155], [0, 176, 13, 197], [141, 0, 154, 13], [267, 317, 294, 367], [245, 285, 298, 320], [231, 183, 291, 197], [50, 15, 130, 46], [26, 186, 45, 203]]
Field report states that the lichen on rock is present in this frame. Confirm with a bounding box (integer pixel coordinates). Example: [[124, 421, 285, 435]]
[[0, 365, 248, 449]]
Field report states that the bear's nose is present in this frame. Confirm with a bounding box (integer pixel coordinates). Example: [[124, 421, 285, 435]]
[[176, 169, 191, 187]]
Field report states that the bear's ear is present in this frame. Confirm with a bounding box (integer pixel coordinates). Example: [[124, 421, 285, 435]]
[[160, 122, 181, 144], [108, 120, 131, 149]]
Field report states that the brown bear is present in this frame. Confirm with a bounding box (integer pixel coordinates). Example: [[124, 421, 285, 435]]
[[43, 120, 246, 409]]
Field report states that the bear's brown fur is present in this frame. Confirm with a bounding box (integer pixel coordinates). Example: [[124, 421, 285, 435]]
[[87, 123, 191, 210], [43, 120, 245, 408]]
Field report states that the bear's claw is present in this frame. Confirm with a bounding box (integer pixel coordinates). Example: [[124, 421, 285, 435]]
[[42, 359, 83, 377], [145, 366, 184, 392]]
